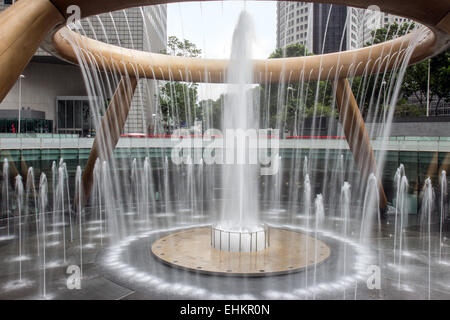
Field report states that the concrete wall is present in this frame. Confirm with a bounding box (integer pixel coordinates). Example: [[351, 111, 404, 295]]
[[290, 117, 450, 138], [0, 61, 86, 131], [366, 121, 450, 137], [0, 4, 167, 134]]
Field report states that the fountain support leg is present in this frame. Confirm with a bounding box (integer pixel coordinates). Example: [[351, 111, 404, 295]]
[[0, 0, 64, 102], [334, 78, 388, 209], [81, 77, 138, 204], [439, 153, 450, 176]]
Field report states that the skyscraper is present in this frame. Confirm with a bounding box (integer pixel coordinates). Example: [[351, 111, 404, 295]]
[[312, 3, 347, 54], [276, 2, 313, 52], [276, 2, 413, 54], [78, 7, 167, 134]]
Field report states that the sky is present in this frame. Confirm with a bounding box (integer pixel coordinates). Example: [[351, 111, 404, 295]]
[[166, 1, 277, 100]]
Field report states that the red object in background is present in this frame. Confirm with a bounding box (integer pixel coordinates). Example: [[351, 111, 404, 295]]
[[12, 124, 15, 133]]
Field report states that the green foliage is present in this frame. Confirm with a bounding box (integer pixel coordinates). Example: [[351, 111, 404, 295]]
[[304, 103, 338, 118], [159, 82, 199, 127], [367, 22, 415, 46], [159, 36, 201, 128], [352, 22, 415, 118], [269, 44, 311, 58], [161, 36, 202, 57], [198, 96, 223, 129], [259, 43, 335, 129], [357, 22, 450, 117], [394, 98, 427, 117], [403, 50, 450, 112]]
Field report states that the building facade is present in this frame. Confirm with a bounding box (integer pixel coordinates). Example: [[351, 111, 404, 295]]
[[0, 1, 167, 135], [312, 3, 347, 54], [276, 2, 313, 52], [276, 1, 413, 54]]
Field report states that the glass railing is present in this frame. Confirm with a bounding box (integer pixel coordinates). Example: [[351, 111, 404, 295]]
[[1, 134, 449, 140], [374, 136, 450, 141], [0, 133, 80, 138]]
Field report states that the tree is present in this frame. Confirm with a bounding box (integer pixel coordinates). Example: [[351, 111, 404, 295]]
[[198, 96, 223, 130], [261, 44, 335, 131], [367, 22, 416, 46], [402, 50, 450, 113], [269, 43, 310, 58], [351, 22, 416, 119], [357, 22, 450, 117], [163, 36, 202, 57], [158, 36, 201, 130], [394, 98, 427, 117]]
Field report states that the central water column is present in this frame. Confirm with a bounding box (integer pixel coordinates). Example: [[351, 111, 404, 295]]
[[214, 11, 267, 252]]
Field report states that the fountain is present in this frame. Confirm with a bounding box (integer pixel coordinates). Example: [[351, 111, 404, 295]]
[[151, 13, 330, 273], [0, 0, 448, 300], [215, 11, 265, 248]]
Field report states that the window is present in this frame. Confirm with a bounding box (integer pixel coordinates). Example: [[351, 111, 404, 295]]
[[56, 97, 95, 136]]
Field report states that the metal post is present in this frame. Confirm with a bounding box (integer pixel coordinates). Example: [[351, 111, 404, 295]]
[[381, 81, 387, 123], [426, 59, 431, 117], [239, 233, 242, 252], [18, 74, 25, 134], [287, 87, 296, 136]]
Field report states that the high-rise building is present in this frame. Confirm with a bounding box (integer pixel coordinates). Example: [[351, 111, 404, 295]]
[[77, 7, 167, 134], [312, 3, 347, 54], [0, 2, 167, 135], [276, 2, 313, 52], [276, 2, 413, 54]]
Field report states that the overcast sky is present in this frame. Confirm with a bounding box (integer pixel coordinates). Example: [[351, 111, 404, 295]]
[[167, 1, 277, 100]]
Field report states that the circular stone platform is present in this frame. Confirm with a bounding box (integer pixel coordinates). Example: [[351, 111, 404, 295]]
[[151, 227, 331, 276]]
